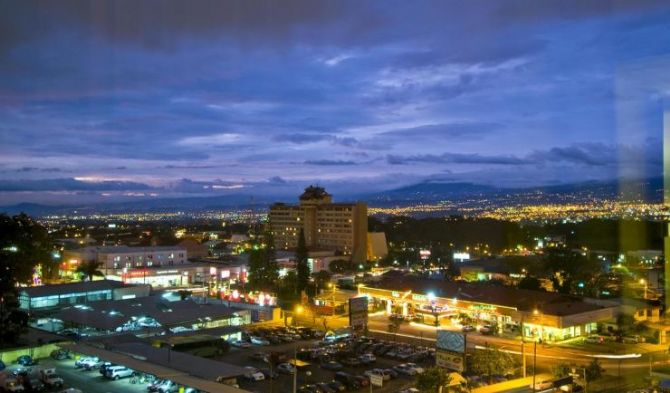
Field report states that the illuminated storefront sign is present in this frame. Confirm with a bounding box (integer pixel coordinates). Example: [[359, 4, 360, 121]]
[[412, 294, 427, 302], [392, 291, 400, 298]]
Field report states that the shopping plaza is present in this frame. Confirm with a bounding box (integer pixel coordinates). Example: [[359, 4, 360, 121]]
[[358, 275, 617, 342]]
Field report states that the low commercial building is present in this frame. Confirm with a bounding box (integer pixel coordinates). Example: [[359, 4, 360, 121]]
[[19, 280, 151, 311], [105, 261, 247, 288], [359, 274, 617, 342], [54, 295, 251, 335], [62, 246, 188, 276]]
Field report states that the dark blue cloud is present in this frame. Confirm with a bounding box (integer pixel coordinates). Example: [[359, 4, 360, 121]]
[[0, 1, 669, 204], [0, 178, 152, 192]]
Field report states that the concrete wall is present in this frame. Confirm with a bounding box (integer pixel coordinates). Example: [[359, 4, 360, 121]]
[[0, 343, 63, 364]]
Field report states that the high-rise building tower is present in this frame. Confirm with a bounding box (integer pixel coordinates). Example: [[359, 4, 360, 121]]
[[269, 186, 368, 263], [664, 112, 670, 312]]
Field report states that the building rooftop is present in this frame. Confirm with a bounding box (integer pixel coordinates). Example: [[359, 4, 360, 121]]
[[55, 295, 244, 331], [365, 272, 608, 317], [20, 279, 132, 298], [71, 245, 186, 254], [62, 340, 248, 392]]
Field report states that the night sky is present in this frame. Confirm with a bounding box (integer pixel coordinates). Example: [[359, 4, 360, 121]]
[[1, 0, 669, 205]]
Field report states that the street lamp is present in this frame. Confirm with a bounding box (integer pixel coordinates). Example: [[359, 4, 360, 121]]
[[639, 278, 647, 299]]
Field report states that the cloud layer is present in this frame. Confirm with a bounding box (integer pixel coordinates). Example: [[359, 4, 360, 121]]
[[0, 1, 669, 204]]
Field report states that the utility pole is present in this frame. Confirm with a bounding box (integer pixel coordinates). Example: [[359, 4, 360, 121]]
[[532, 340, 537, 393], [521, 314, 526, 378], [292, 346, 297, 393]]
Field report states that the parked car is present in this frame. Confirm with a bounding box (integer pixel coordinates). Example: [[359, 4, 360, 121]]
[[353, 375, 369, 387], [622, 335, 641, 344], [99, 362, 114, 376], [249, 352, 268, 362], [334, 372, 360, 389], [321, 361, 343, 371], [150, 380, 179, 393], [50, 350, 71, 361], [250, 336, 270, 346], [479, 325, 494, 335], [405, 363, 425, 374], [394, 364, 418, 376], [0, 374, 24, 392], [364, 369, 390, 382], [243, 367, 265, 381], [341, 357, 361, 367], [23, 377, 45, 392], [461, 325, 476, 332], [74, 357, 97, 368], [16, 356, 36, 367], [39, 369, 63, 389], [259, 368, 279, 379], [297, 385, 319, 393], [359, 353, 376, 364], [230, 340, 251, 348], [584, 335, 604, 344], [383, 368, 398, 379], [80, 357, 104, 370], [277, 363, 296, 375], [327, 380, 346, 392], [104, 366, 134, 380]]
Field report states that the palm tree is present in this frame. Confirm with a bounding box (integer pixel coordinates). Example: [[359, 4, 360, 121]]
[[75, 260, 104, 282]]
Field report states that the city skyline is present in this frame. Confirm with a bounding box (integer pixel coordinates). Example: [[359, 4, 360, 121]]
[[1, 0, 670, 205]]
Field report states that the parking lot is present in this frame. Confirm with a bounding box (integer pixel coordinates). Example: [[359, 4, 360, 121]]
[[216, 326, 433, 393], [3, 357, 148, 393]]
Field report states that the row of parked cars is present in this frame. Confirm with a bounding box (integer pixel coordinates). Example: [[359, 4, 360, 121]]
[[232, 326, 323, 348], [74, 357, 135, 380]]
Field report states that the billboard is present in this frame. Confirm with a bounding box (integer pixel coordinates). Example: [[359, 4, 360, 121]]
[[436, 350, 465, 372], [436, 330, 465, 353], [436, 330, 466, 372], [420, 249, 431, 260], [349, 296, 369, 331]]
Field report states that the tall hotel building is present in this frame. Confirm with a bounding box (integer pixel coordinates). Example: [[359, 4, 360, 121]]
[[269, 186, 368, 263]]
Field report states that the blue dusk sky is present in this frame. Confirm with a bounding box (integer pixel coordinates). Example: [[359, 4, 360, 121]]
[[1, 0, 669, 205]]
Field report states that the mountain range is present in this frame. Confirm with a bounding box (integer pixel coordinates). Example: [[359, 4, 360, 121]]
[[0, 177, 663, 217]]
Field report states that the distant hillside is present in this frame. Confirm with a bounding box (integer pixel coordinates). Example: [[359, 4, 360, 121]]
[[0, 177, 662, 217]]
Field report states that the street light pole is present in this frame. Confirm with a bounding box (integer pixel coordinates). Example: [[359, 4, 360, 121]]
[[521, 314, 526, 378], [532, 340, 537, 393], [292, 346, 297, 393]]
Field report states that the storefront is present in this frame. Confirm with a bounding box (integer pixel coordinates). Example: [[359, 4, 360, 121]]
[[358, 276, 616, 342]]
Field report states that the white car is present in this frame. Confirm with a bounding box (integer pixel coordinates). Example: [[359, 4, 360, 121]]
[[359, 353, 376, 363], [230, 340, 251, 348], [74, 356, 99, 368], [154, 380, 179, 393], [363, 369, 390, 381], [405, 363, 425, 374], [243, 367, 266, 381], [250, 336, 270, 346], [393, 364, 417, 376], [105, 366, 134, 380], [530, 380, 554, 390], [277, 363, 296, 374], [80, 357, 104, 370], [40, 368, 64, 389]]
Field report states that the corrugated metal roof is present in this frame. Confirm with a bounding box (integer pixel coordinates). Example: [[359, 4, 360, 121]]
[[61, 343, 249, 393]]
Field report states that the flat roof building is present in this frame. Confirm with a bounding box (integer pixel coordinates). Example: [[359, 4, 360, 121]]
[[62, 246, 188, 276], [19, 280, 151, 311], [359, 272, 617, 342], [269, 186, 368, 263]]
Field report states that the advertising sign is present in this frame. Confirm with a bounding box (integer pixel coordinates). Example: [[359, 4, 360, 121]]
[[348, 296, 369, 331], [420, 249, 431, 260], [370, 373, 383, 387], [437, 330, 465, 353], [436, 350, 465, 372]]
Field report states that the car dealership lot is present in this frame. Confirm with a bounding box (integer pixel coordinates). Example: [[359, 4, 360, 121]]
[[217, 330, 432, 393]]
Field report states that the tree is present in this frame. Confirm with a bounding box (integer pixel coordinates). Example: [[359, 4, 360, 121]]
[[416, 367, 452, 393], [247, 232, 279, 292], [518, 276, 542, 291], [445, 262, 461, 281], [295, 229, 310, 293], [469, 344, 516, 383], [76, 260, 104, 282], [0, 213, 53, 346], [314, 270, 332, 293], [329, 259, 351, 273], [553, 362, 572, 378], [615, 312, 636, 334], [585, 359, 604, 381]]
